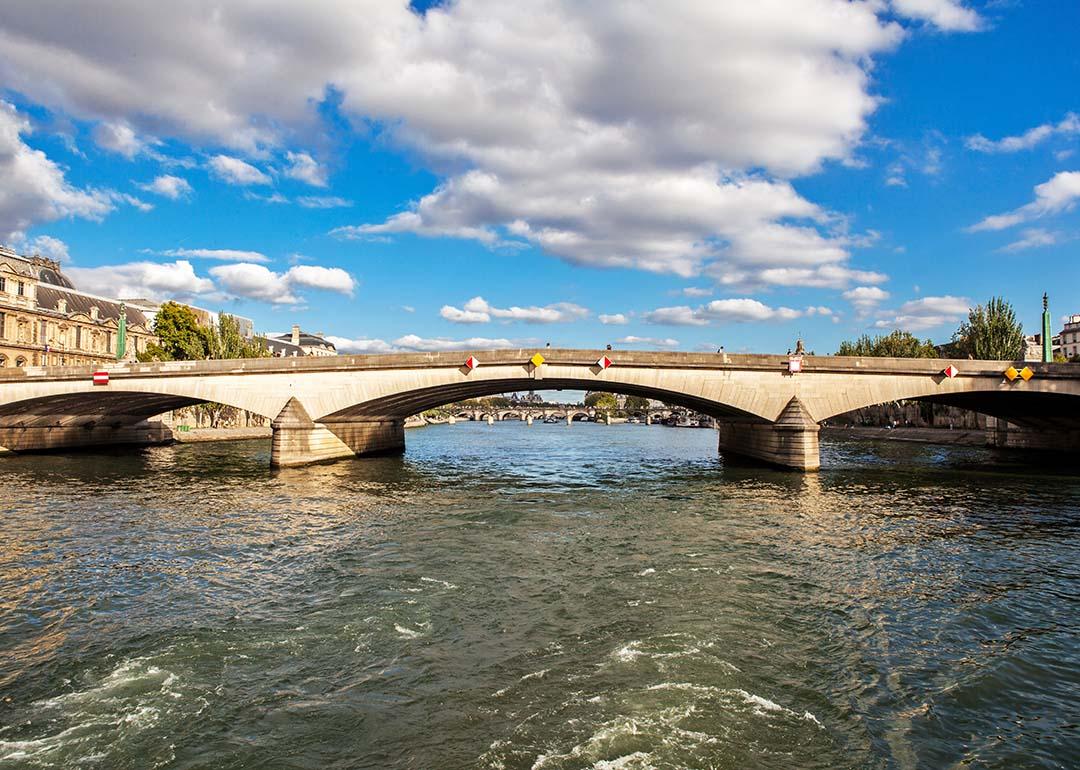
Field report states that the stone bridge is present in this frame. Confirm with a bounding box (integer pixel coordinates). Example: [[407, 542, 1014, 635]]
[[0, 349, 1076, 471]]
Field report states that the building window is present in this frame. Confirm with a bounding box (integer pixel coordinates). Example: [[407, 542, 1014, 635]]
[[0, 311, 5, 339], [0, 277, 5, 293], [106, 332, 112, 353], [17, 281, 24, 296], [75, 326, 81, 349], [15, 356, 26, 367]]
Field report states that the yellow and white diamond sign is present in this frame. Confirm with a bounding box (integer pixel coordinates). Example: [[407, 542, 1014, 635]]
[[530, 353, 545, 368], [1019, 366, 1034, 381], [1004, 366, 1019, 381]]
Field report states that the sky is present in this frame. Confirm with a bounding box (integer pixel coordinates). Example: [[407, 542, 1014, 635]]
[[0, 0, 1077, 355]]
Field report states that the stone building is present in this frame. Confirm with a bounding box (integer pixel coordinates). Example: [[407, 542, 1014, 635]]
[[0, 246, 155, 368], [1059, 314, 1080, 360], [263, 325, 337, 357]]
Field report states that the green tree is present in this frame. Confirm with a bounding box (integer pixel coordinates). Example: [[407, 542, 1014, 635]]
[[139, 301, 208, 361], [584, 391, 618, 410], [624, 395, 651, 412], [952, 296, 1025, 360], [836, 330, 937, 358], [206, 313, 269, 359]]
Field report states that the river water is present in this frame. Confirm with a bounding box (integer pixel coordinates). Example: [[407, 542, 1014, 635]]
[[0, 422, 1077, 769]]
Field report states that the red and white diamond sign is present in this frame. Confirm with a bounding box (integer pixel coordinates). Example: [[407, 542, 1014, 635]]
[[92, 370, 109, 386], [463, 356, 479, 370], [943, 365, 959, 379], [596, 356, 612, 370]]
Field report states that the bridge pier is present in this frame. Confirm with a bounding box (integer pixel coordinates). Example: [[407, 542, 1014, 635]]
[[985, 417, 1080, 452], [716, 397, 820, 471], [0, 420, 173, 454], [270, 399, 404, 467]]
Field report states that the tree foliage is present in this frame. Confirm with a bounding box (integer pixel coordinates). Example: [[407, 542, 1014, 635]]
[[623, 395, 651, 412], [952, 296, 1025, 360], [584, 391, 618, 410], [836, 330, 938, 358], [138, 302, 268, 362]]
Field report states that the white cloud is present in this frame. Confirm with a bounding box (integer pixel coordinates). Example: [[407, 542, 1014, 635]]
[[92, 120, 148, 158], [0, 3, 939, 283], [891, 0, 981, 31], [615, 336, 680, 349], [999, 228, 1060, 252], [19, 234, 70, 262], [208, 262, 355, 304], [598, 313, 629, 325], [208, 155, 271, 186], [284, 151, 328, 187], [323, 335, 396, 354], [161, 248, 269, 263], [440, 296, 589, 324], [874, 295, 970, 331], [401, 305, 415, 313], [138, 175, 192, 200], [681, 287, 713, 297], [644, 298, 804, 326], [967, 113, 1080, 153], [0, 101, 114, 239], [843, 286, 890, 314], [286, 264, 355, 295], [393, 334, 536, 352], [718, 264, 888, 290], [969, 171, 1080, 232], [66, 259, 215, 301], [296, 195, 351, 209]]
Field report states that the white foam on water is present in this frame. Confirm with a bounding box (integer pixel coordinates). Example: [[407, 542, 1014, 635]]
[[394, 622, 430, 639], [730, 689, 823, 726], [636, 568, 655, 576], [592, 752, 655, 769], [420, 577, 458, 589], [520, 669, 549, 682]]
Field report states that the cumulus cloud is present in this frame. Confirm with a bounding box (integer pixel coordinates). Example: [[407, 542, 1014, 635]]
[[160, 248, 269, 263], [66, 260, 215, 301], [138, 174, 192, 200], [0, 101, 113, 239], [716, 264, 888, 290], [967, 113, 1080, 153], [440, 296, 589, 324], [874, 295, 970, 331], [208, 155, 271, 186], [599, 313, 629, 325], [18, 234, 70, 262], [393, 334, 536, 352], [323, 335, 396, 354], [615, 336, 680, 349], [209, 262, 355, 304], [284, 151, 328, 187], [891, 0, 981, 31], [969, 171, 1080, 232], [643, 299, 806, 326], [0, 2, 938, 284], [92, 120, 149, 158], [843, 286, 890, 314]]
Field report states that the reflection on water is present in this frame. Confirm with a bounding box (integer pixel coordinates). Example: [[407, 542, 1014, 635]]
[[0, 422, 1078, 769]]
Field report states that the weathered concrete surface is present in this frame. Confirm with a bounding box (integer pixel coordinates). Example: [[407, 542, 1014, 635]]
[[270, 398, 404, 467], [0, 350, 1077, 470], [717, 397, 820, 470], [0, 420, 172, 453], [821, 426, 988, 447], [173, 427, 272, 443]]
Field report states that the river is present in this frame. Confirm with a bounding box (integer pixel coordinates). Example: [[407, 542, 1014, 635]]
[[0, 422, 1077, 769]]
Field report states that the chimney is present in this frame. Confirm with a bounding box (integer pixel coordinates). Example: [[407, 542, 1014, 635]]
[[89, 306, 99, 320], [291, 324, 300, 346]]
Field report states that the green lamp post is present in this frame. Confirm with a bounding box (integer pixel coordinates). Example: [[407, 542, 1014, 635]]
[[1042, 293, 1052, 364]]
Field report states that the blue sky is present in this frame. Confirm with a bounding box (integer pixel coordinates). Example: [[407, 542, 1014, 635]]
[[0, 0, 1077, 354]]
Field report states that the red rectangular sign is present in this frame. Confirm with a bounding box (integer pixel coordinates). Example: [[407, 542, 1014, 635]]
[[92, 371, 109, 385]]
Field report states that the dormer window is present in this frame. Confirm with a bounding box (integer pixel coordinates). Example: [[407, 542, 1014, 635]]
[[16, 281, 24, 296]]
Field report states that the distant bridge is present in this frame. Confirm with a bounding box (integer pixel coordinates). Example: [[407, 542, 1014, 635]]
[[0, 349, 1076, 471]]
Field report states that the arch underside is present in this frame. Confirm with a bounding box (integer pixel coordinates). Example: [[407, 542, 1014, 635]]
[[0, 392, 234, 428], [825, 389, 1080, 433], [320, 378, 766, 423]]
